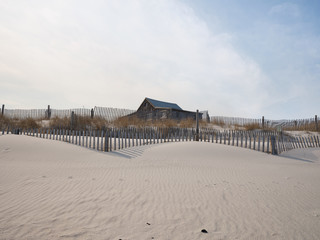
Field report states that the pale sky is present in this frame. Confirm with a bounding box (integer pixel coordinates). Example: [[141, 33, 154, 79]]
[[1, 0, 319, 119]]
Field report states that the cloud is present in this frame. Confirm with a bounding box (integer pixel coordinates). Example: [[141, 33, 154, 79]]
[[269, 2, 300, 18], [0, 0, 271, 117]]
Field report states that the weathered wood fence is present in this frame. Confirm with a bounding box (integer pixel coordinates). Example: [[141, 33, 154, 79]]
[[1, 127, 319, 155], [1, 106, 135, 121], [211, 115, 319, 130]]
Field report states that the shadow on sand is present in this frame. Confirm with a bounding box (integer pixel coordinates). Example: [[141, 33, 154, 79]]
[[106, 145, 157, 159], [278, 148, 320, 163]]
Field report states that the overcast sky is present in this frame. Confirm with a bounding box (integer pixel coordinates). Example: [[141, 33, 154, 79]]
[[1, 0, 319, 119]]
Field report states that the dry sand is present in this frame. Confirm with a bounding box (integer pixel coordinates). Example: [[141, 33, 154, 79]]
[[0, 135, 320, 240]]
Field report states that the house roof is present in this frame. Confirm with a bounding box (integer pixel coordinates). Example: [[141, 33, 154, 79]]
[[145, 97, 183, 111]]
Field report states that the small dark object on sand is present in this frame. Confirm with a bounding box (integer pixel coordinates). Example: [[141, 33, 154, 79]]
[[201, 229, 208, 233], [146, 222, 151, 225]]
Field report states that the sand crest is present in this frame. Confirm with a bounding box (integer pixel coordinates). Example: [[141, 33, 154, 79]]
[[1, 135, 320, 239]]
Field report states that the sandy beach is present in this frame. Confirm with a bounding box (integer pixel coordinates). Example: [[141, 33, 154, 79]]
[[1, 134, 320, 239]]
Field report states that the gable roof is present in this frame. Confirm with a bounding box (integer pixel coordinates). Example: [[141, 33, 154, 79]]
[[145, 97, 183, 111]]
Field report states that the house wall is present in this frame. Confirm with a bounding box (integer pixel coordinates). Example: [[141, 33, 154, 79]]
[[135, 108, 198, 121], [134, 99, 202, 121]]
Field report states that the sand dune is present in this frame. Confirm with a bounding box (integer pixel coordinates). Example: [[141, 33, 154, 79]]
[[1, 135, 320, 239]]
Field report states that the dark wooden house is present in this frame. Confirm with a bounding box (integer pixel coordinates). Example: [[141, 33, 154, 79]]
[[132, 97, 202, 121]]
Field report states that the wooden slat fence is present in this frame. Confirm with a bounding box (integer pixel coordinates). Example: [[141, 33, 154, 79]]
[[51, 108, 92, 118], [1, 126, 319, 155], [2, 107, 135, 120], [3, 109, 47, 119], [94, 107, 135, 121], [211, 116, 318, 130], [211, 116, 262, 126]]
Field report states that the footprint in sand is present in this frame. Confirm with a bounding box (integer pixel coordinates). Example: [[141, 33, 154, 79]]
[[2, 147, 10, 153], [312, 211, 320, 217], [68, 176, 73, 179]]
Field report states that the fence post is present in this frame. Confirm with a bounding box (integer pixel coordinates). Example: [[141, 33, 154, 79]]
[[109, 130, 113, 151], [101, 130, 104, 150], [122, 130, 124, 148], [196, 110, 199, 141], [232, 132, 235, 146], [315, 115, 318, 131], [71, 111, 75, 130], [47, 105, 51, 119], [86, 130, 88, 148], [91, 108, 94, 119], [81, 130, 84, 147], [93, 130, 95, 149], [142, 131, 145, 145], [97, 130, 100, 151], [278, 137, 282, 154], [71, 130, 74, 144], [1, 104, 4, 116], [267, 136, 270, 153], [114, 130, 117, 150], [245, 134, 247, 148], [75, 130, 78, 144], [128, 132, 131, 147], [271, 136, 277, 155], [105, 130, 109, 152], [67, 129, 71, 143]]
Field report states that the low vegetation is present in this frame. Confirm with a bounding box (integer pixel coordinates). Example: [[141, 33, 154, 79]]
[[49, 116, 109, 130], [113, 116, 197, 129], [211, 119, 226, 128], [243, 123, 262, 131], [0, 115, 40, 129], [283, 122, 319, 132], [0, 114, 318, 133]]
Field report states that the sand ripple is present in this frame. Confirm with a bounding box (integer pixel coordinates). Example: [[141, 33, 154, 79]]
[[1, 135, 320, 239]]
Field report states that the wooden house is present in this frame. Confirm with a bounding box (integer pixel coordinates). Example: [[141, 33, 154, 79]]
[[132, 97, 202, 121]]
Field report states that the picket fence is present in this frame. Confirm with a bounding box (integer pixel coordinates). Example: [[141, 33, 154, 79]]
[[1, 127, 319, 155], [2, 107, 135, 121], [211, 116, 318, 130], [2, 105, 317, 131]]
